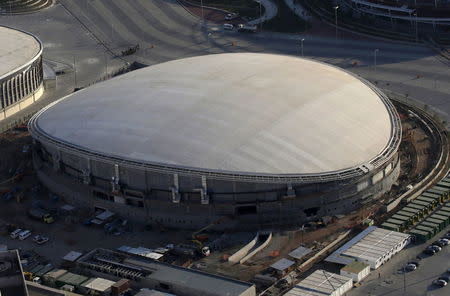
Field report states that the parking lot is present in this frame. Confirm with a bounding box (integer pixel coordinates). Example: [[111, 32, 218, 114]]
[[348, 225, 450, 296]]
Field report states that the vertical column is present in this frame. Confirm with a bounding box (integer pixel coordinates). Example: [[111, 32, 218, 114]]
[[171, 174, 180, 203]]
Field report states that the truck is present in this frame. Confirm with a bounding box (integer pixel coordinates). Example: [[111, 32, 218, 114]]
[[28, 208, 54, 224]]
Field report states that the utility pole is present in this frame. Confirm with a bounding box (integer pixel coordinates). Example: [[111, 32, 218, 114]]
[[414, 13, 418, 42], [73, 56, 77, 89], [259, 1, 262, 31], [374, 49, 379, 67], [201, 0, 204, 21]]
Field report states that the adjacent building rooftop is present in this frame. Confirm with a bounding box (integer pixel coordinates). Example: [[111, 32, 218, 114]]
[[0, 26, 41, 79]]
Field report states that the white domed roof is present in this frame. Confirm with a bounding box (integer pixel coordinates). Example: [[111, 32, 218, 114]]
[[34, 53, 395, 175]]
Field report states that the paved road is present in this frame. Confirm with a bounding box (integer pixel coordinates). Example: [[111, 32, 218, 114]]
[[347, 226, 450, 296]]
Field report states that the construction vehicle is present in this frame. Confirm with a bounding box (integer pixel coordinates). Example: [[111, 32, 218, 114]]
[[28, 208, 54, 224], [171, 243, 210, 258]]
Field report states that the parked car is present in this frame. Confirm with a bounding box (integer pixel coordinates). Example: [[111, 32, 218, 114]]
[[10, 229, 22, 239], [423, 248, 435, 255], [33, 235, 49, 245], [438, 238, 450, 245], [430, 245, 442, 252], [433, 279, 447, 287], [18, 230, 31, 240], [433, 240, 446, 247], [404, 263, 417, 272], [222, 23, 234, 30], [408, 261, 420, 267]]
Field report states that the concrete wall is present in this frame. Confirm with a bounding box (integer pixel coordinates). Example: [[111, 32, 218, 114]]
[[228, 233, 259, 264], [340, 265, 370, 283], [31, 138, 400, 230], [1, 56, 44, 120]]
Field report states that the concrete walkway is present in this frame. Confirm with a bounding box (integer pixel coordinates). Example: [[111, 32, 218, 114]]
[[283, 0, 313, 21], [247, 0, 278, 25]]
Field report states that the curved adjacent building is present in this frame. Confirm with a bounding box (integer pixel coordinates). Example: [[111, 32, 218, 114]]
[[29, 53, 401, 229], [0, 26, 43, 121]]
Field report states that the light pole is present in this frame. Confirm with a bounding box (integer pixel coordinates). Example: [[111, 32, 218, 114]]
[[374, 49, 379, 67], [259, 1, 262, 31], [414, 13, 418, 42], [73, 56, 77, 90], [300, 38, 305, 57], [333, 6, 339, 41], [201, 0, 204, 21]]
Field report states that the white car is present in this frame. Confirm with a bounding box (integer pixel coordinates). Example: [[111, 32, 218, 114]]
[[223, 23, 234, 30], [10, 229, 22, 239], [225, 13, 238, 20], [33, 234, 49, 245], [18, 230, 31, 240]]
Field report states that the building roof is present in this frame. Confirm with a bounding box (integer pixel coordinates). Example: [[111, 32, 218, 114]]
[[62, 251, 83, 262], [341, 261, 370, 274], [284, 269, 352, 296], [288, 246, 312, 260], [0, 250, 29, 296], [56, 272, 89, 286], [0, 26, 42, 80], [78, 248, 255, 296], [135, 290, 176, 296], [33, 53, 395, 176], [81, 277, 115, 292], [325, 226, 411, 266], [270, 258, 295, 271]]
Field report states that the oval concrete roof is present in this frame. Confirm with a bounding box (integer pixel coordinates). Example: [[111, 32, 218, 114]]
[[35, 53, 394, 175], [0, 26, 41, 79]]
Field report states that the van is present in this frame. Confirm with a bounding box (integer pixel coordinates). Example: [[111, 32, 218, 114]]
[[223, 23, 234, 30], [18, 230, 31, 240], [10, 229, 22, 239]]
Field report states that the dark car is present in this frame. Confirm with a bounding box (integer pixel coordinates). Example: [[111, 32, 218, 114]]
[[430, 245, 442, 252], [433, 240, 446, 248], [408, 261, 420, 267], [433, 279, 447, 287], [423, 248, 436, 255]]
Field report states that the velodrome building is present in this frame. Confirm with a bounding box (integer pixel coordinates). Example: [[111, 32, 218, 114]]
[[0, 26, 44, 121], [29, 53, 401, 229]]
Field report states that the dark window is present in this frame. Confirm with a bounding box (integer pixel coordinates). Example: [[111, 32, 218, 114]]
[[93, 190, 112, 201], [236, 205, 257, 215], [304, 207, 320, 217]]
